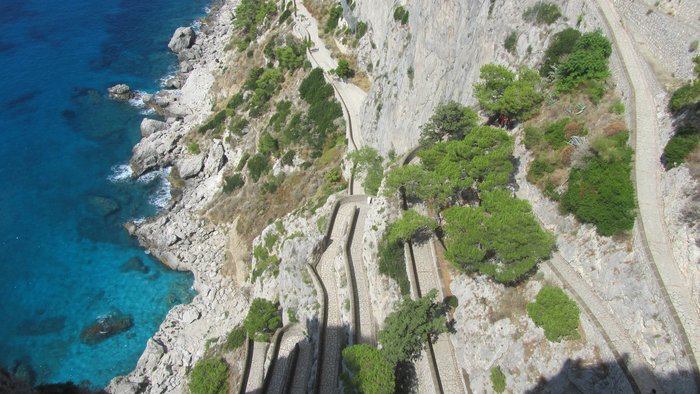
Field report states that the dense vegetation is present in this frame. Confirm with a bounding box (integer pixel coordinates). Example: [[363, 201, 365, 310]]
[[386, 209, 437, 244], [224, 325, 247, 351], [188, 357, 229, 394], [664, 126, 699, 169], [527, 286, 580, 342], [474, 65, 543, 121], [233, 0, 277, 50], [378, 289, 447, 364], [540, 28, 582, 77], [443, 190, 555, 284], [561, 132, 635, 236], [243, 298, 281, 342], [341, 344, 396, 394], [555, 30, 612, 100], [504, 32, 518, 54], [378, 236, 410, 296]]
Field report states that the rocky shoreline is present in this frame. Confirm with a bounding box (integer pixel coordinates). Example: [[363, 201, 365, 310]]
[[107, 0, 252, 392]]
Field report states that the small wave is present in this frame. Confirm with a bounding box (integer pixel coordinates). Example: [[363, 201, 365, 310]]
[[140, 107, 156, 115], [133, 217, 146, 225], [127, 90, 148, 108], [137, 168, 172, 210], [108, 164, 132, 183]]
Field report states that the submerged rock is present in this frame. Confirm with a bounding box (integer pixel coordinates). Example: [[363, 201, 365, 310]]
[[87, 195, 120, 217], [168, 27, 196, 53], [80, 311, 134, 345], [120, 256, 150, 274], [107, 84, 133, 101]]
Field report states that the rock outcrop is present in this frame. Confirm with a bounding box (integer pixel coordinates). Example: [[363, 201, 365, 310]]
[[107, 84, 133, 101], [140, 118, 167, 138], [168, 27, 196, 53]]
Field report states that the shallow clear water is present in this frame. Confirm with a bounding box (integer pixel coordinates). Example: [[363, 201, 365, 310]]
[[0, 0, 208, 388]]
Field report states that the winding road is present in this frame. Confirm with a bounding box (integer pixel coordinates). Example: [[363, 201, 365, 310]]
[[594, 0, 700, 381]]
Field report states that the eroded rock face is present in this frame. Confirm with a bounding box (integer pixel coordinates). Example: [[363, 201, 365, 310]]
[[140, 118, 167, 138], [80, 311, 134, 345], [168, 27, 196, 53]]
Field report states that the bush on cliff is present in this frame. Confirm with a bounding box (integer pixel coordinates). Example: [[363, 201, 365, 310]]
[[341, 344, 395, 394], [527, 286, 580, 342], [189, 357, 229, 394], [244, 298, 281, 342], [474, 64, 543, 121]]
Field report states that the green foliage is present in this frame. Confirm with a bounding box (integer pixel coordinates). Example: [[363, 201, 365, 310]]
[[229, 115, 249, 136], [224, 326, 247, 351], [227, 92, 246, 110], [542, 118, 570, 149], [223, 174, 245, 193], [664, 126, 700, 169], [669, 81, 700, 113], [244, 298, 281, 342], [504, 32, 518, 54], [608, 99, 625, 114], [540, 28, 582, 77], [251, 245, 281, 281], [234, 0, 277, 48], [561, 132, 635, 236], [393, 6, 409, 25], [299, 68, 333, 102], [298, 68, 343, 151], [341, 344, 395, 394], [386, 209, 437, 244], [347, 146, 384, 195], [490, 366, 506, 393], [443, 190, 555, 284], [236, 152, 250, 171], [335, 59, 355, 78], [325, 4, 343, 33], [378, 237, 410, 296], [556, 31, 612, 92], [247, 153, 270, 182], [199, 110, 228, 134], [527, 286, 580, 342], [188, 357, 229, 394], [275, 37, 306, 71], [262, 173, 285, 194], [258, 132, 279, 156], [378, 289, 447, 364], [281, 149, 296, 166], [474, 64, 543, 120], [356, 21, 368, 39], [523, 1, 562, 25], [691, 40, 699, 52], [419, 101, 479, 145], [188, 142, 201, 155]]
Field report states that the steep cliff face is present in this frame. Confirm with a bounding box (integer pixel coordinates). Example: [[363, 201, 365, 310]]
[[350, 0, 602, 155]]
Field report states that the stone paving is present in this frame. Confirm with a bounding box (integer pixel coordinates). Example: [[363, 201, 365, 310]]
[[316, 204, 355, 393], [288, 334, 313, 394], [543, 255, 661, 393], [596, 0, 700, 374], [265, 325, 307, 394], [244, 341, 269, 394], [347, 202, 376, 345]]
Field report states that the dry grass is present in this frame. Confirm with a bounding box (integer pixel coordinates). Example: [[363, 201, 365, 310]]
[[490, 285, 530, 323]]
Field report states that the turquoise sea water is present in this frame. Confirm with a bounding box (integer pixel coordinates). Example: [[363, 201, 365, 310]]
[[0, 0, 209, 388]]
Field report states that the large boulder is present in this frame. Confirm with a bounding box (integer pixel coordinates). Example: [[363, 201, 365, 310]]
[[168, 27, 196, 53], [178, 155, 204, 179], [108, 84, 133, 101], [140, 118, 167, 138]]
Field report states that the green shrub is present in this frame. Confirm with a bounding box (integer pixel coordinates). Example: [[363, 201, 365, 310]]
[[527, 286, 580, 342], [325, 5, 343, 33], [561, 132, 635, 236], [334, 59, 355, 79], [356, 21, 368, 39], [556, 31, 612, 92], [281, 149, 296, 166], [419, 101, 479, 145], [690, 40, 699, 52], [386, 209, 437, 244], [379, 289, 447, 364], [223, 174, 245, 193], [262, 173, 285, 194], [229, 115, 249, 136], [251, 245, 280, 281], [669, 81, 700, 113], [490, 366, 506, 393], [347, 146, 384, 195], [247, 153, 270, 182], [543, 118, 570, 149], [524, 125, 544, 149], [234, 0, 277, 46], [540, 28, 582, 77], [393, 6, 409, 25], [227, 92, 246, 110], [236, 152, 251, 171], [608, 99, 625, 114], [258, 132, 279, 156], [244, 298, 281, 342], [523, 1, 562, 25], [378, 237, 410, 297], [341, 344, 395, 394], [188, 142, 201, 155], [504, 32, 518, 54], [443, 190, 555, 284], [198, 110, 228, 134], [189, 357, 229, 394], [664, 126, 700, 169], [474, 64, 543, 120], [528, 158, 555, 181], [224, 326, 247, 351]]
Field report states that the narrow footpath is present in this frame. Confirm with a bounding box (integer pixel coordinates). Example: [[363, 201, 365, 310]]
[[594, 0, 700, 377]]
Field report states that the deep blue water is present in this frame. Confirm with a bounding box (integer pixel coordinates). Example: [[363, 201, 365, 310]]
[[0, 0, 209, 388]]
